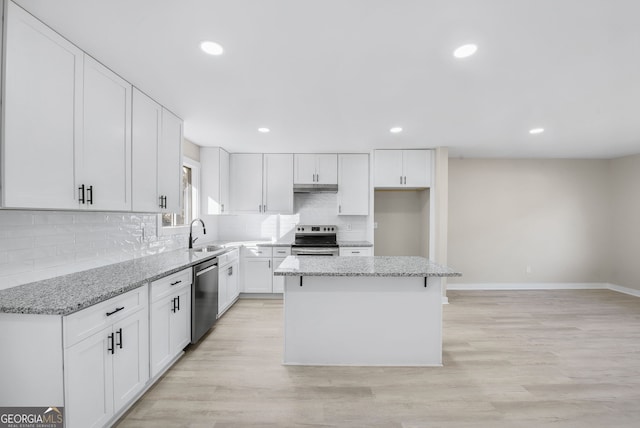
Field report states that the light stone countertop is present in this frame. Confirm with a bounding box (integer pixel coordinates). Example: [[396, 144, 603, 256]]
[[337, 241, 373, 247], [274, 256, 461, 277], [0, 248, 225, 316]]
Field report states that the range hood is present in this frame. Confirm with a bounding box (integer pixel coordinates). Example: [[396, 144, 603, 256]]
[[293, 183, 339, 193]]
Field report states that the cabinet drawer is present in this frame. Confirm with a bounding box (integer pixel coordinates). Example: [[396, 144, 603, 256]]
[[218, 248, 239, 266], [242, 246, 273, 258], [272, 247, 291, 257], [339, 247, 373, 256], [64, 285, 148, 348], [150, 268, 192, 301]]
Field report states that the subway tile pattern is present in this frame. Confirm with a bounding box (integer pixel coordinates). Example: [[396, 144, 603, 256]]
[[0, 210, 193, 290], [218, 193, 369, 242]]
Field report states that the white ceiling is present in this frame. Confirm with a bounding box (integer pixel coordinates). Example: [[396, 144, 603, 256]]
[[14, 0, 640, 158]]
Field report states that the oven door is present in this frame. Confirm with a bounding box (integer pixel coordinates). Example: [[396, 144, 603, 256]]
[[291, 247, 339, 257]]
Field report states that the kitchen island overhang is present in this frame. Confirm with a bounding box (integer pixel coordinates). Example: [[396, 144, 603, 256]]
[[274, 256, 461, 367]]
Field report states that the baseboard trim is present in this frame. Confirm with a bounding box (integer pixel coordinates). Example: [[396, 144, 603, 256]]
[[446, 282, 640, 298], [606, 283, 640, 298]]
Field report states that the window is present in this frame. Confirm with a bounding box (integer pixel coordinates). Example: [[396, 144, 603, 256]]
[[160, 157, 200, 231]]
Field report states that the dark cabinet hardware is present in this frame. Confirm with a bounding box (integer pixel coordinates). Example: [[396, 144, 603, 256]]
[[170, 280, 182, 286], [87, 185, 93, 204], [268, 259, 271, 269], [424, 277, 427, 287], [78, 184, 85, 204], [106, 306, 125, 317], [171, 297, 177, 313], [228, 266, 233, 276], [116, 328, 123, 349], [299, 276, 303, 287], [107, 333, 114, 354]]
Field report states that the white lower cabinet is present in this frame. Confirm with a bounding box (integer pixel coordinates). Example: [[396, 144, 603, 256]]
[[149, 268, 192, 379], [242, 246, 291, 294], [64, 286, 149, 428], [272, 257, 287, 293], [339, 247, 373, 256], [219, 249, 240, 315]]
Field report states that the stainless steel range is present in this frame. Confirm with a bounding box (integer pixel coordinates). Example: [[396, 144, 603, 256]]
[[291, 225, 339, 256]]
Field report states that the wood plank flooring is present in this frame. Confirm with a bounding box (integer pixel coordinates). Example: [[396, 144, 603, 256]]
[[116, 290, 640, 427]]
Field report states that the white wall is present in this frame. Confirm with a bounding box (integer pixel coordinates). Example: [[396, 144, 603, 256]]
[[609, 154, 640, 291], [448, 159, 611, 284], [373, 190, 429, 257]]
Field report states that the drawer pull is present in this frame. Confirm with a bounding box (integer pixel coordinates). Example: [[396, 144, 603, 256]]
[[352, 251, 360, 254], [277, 251, 286, 254], [106, 306, 125, 317], [170, 280, 182, 286], [116, 328, 123, 349]]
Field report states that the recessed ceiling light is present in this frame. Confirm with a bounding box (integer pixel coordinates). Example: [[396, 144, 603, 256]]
[[390, 127, 403, 134], [453, 44, 478, 59], [200, 41, 224, 56], [258, 127, 270, 133], [529, 128, 545, 135]]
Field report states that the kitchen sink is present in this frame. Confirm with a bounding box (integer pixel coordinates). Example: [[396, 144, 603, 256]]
[[192, 245, 226, 253]]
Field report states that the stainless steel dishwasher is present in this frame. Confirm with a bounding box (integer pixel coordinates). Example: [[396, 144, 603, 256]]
[[191, 257, 219, 344]]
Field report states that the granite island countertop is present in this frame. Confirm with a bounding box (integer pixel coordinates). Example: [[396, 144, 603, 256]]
[[274, 256, 461, 277], [0, 248, 228, 316]]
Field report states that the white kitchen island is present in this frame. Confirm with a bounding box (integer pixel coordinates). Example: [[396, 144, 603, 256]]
[[274, 256, 461, 367]]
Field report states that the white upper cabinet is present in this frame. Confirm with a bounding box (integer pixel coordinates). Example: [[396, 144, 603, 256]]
[[2, 1, 83, 209], [132, 90, 184, 214], [158, 109, 183, 214], [294, 154, 338, 185], [230, 153, 293, 214], [337, 154, 369, 215], [230, 154, 263, 213], [132, 89, 161, 212], [80, 55, 132, 211], [2, 2, 183, 213], [201, 147, 230, 215], [263, 154, 293, 213], [374, 149, 432, 188]]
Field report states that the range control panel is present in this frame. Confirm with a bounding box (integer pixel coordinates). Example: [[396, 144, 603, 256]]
[[296, 225, 337, 233]]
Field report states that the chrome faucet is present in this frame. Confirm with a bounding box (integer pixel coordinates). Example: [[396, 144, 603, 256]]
[[188, 218, 207, 249]]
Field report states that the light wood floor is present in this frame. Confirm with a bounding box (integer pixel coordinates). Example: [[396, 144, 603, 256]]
[[116, 290, 640, 427]]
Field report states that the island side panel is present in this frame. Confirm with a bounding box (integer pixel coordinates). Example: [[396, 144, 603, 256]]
[[0, 313, 64, 406], [283, 275, 442, 366]]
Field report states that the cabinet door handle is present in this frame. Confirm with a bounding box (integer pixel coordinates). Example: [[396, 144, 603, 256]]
[[221, 203, 224, 213], [404, 176, 407, 185], [116, 328, 123, 349], [339, 205, 341, 214], [400, 176, 403, 185], [171, 297, 176, 313], [107, 333, 115, 354], [159, 195, 164, 208], [87, 185, 93, 205], [258, 204, 262, 212], [263, 204, 267, 212], [268, 260, 271, 269], [106, 306, 125, 317], [176, 295, 180, 311], [170, 280, 182, 286], [78, 184, 85, 204], [164, 196, 168, 209], [228, 266, 233, 276]]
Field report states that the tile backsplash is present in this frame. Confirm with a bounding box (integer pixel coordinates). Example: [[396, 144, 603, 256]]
[[218, 193, 370, 242], [0, 210, 205, 290]]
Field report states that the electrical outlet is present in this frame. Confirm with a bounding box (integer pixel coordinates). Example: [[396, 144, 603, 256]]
[[526, 265, 532, 274], [373, 222, 378, 229], [345, 223, 352, 231]]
